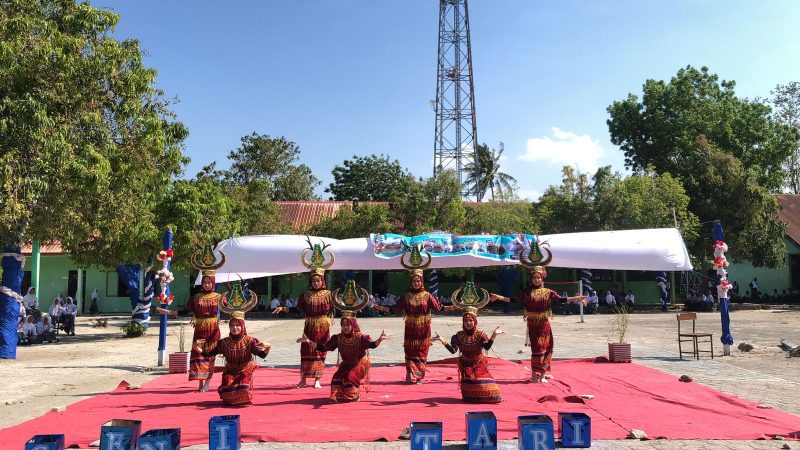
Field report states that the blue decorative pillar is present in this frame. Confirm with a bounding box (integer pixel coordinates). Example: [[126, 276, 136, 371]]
[[713, 222, 734, 356], [157, 229, 174, 366], [1, 246, 25, 359]]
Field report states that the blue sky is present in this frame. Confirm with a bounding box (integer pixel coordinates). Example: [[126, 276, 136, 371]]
[[98, 1, 800, 200]]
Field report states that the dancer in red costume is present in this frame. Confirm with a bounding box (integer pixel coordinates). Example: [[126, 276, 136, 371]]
[[187, 244, 226, 392], [276, 237, 335, 389], [195, 311, 270, 405], [373, 244, 456, 384], [302, 279, 391, 402], [433, 282, 504, 403], [492, 242, 586, 383]]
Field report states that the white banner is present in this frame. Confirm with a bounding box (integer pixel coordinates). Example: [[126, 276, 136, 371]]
[[207, 228, 692, 283]]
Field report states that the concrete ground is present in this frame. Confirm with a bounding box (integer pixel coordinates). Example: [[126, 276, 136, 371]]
[[1, 307, 798, 449]]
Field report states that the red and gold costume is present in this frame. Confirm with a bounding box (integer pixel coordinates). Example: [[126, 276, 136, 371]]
[[516, 268, 564, 378], [316, 317, 379, 402], [297, 273, 333, 379], [202, 315, 270, 405], [442, 313, 502, 403], [188, 274, 222, 381], [393, 276, 442, 381]]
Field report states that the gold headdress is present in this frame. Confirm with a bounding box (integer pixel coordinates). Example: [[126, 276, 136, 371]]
[[191, 244, 226, 276], [301, 236, 335, 275], [331, 279, 370, 318], [519, 240, 552, 271], [451, 281, 490, 316], [400, 242, 431, 276], [220, 278, 259, 317]]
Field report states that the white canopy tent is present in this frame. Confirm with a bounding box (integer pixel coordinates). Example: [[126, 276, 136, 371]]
[[207, 228, 692, 283]]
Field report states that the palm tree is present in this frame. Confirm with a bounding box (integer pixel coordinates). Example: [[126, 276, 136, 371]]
[[465, 143, 518, 201]]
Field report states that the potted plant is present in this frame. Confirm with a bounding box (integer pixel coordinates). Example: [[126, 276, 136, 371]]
[[608, 305, 632, 363], [168, 321, 190, 374]]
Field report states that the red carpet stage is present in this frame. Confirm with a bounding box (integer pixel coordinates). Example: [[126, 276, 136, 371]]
[[3, 357, 799, 447]]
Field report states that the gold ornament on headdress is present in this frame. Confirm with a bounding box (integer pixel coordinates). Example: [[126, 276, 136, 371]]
[[331, 279, 370, 316], [400, 243, 431, 273], [451, 281, 490, 315], [220, 278, 259, 317], [230, 310, 245, 320], [191, 244, 226, 276], [519, 240, 552, 269], [301, 236, 335, 273]]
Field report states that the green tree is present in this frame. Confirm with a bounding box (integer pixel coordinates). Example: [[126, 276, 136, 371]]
[[326, 154, 415, 201], [464, 143, 518, 201], [534, 165, 699, 253], [0, 0, 187, 267], [771, 82, 800, 193], [156, 179, 234, 270], [225, 133, 320, 200], [607, 66, 797, 192], [393, 170, 465, 234], [462, 201, 536, 235]]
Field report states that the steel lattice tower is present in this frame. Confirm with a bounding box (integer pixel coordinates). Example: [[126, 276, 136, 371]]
[[433, 0, 479, 200]]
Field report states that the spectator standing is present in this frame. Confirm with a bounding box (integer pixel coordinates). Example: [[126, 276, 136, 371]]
[[90, 288, 100, 314], [749, 278, 759, 301], [657, 278, 670, 312], [22, 288, 39, 317]]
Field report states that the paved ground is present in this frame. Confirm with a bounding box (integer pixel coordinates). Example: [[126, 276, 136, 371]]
[[1, 307, 798, 449]]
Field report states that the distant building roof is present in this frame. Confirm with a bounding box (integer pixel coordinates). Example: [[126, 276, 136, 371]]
[[776, 194, 800, 246], [21, 242, 64, 255], [275, 201, 388, 230]]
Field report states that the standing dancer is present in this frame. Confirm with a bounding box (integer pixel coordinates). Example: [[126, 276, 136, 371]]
[[433, 282, 504, 403], [301, 280, 390, 402], [195, 282, 268, 405], [286, 238, 335, 389], [491, 242, 586, 383], [187, 244, 226, 392], [373, 244, 455, 384]]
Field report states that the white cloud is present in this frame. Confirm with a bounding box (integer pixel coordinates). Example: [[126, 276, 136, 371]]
[[516, 187, 542, 202], [519, 127, 605, 174]]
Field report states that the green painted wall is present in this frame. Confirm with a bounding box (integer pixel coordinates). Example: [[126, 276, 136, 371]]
[[22, 255, 191, 315]]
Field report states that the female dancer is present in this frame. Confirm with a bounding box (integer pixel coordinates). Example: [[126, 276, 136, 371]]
[[491, 243, 586, 383], [433, 282, 503, 402], [195, 311, 270, 405], [372, 244, 455, 384], [187, 244, 226, 392]]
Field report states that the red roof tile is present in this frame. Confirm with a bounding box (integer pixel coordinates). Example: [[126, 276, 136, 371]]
[[777, 194, 800, 246], [20, 242, 64, 255], [275, 201, 388, 230]]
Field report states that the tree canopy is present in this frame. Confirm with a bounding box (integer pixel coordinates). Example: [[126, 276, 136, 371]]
[[607, 66, 796, 267], [326, 154, 415, 201], [0, 0, 188, 266], [607, 66, 797, 193], [226, 132, 319, 201], [771, 82, 800, 194]]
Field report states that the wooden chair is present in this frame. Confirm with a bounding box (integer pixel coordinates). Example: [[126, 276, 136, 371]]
[[677, 313, 714, 360]]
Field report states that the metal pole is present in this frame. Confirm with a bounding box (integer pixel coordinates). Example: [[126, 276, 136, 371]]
[[578, 279, 584, 323]]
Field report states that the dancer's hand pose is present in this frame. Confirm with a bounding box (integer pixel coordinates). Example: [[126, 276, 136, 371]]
[[490, 326, 505, 340], [431, 332, 444, 344], [375, 330, 391, 344]]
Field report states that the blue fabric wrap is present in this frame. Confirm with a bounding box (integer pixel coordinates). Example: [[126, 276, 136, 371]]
[[719, 298, 734, 345], [118, 263, 150, 327], [1, 246, 24, 359]]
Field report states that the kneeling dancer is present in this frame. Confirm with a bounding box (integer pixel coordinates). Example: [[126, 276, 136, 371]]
[[302, 280, 390, 402], [195, 282, 267, 405], [433, 282, 504, 403]]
